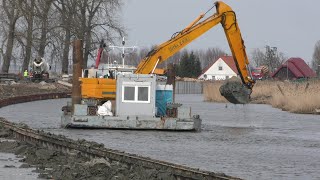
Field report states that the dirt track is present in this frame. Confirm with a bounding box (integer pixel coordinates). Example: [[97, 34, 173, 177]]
[[0, 82, 70, 100]]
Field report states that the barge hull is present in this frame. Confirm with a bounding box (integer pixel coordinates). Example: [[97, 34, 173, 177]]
[[61, 115, 201, 131]]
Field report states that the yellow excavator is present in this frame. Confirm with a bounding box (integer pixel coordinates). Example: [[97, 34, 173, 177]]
[[81, 1, 255, 104]]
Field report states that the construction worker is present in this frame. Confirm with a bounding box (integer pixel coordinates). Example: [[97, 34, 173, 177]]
[[23, 70, 28, 80]]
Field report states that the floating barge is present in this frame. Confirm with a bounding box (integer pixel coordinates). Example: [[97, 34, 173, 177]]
[[61, 74, 201, 131], [61, 40, 201, 131]]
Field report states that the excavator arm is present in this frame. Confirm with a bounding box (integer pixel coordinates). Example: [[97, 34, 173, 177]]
[[134, 1, 254, 104]]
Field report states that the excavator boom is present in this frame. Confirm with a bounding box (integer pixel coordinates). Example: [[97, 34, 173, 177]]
[[81, 1, 254, 104], [135, 1, 254, 104]]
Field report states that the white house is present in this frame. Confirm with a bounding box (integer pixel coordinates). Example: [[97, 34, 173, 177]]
[[198, 56, 238, 80]]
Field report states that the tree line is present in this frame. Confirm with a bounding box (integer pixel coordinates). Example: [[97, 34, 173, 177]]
[[0, 0, 124, 74], [251, 41, 320, 76], [103, 47, 226, 78], [1, 0, 319, 77], [312, 40, 320, 76], [90, 38, 320, 78]]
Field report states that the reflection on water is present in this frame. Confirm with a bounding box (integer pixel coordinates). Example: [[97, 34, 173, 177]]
[[0, 95, 320, 179]]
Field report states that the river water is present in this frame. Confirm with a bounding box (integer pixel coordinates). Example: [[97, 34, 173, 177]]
[[0, 94, 319, 180], [0, 139, 38, 179]]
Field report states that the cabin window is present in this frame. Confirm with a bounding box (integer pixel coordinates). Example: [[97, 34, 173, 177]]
[[138, 87, 149, 101], [218, 66, 223, 70], [122, 85, 150, 103], [123, 86, 135, 101]]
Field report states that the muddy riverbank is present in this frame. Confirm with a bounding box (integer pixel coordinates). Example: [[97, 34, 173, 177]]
[[0, 120, 180, 180], [0, 82, 70, 100]]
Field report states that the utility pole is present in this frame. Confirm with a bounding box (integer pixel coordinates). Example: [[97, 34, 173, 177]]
[[265, 45, 277, 73], [287, 60, 289, 80]]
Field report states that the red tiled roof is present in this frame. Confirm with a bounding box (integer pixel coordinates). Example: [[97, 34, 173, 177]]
[[289, 58, 317, 77], [221, 56, 239, 74], [199, 56, 239, 77], [271, 58, 316, 78], [287, 61, 304, 77]]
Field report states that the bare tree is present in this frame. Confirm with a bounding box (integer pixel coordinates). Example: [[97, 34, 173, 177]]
[[251, 48, 265, 67], [1, 0, 20, 73], [73, 0, 124, 69], [18, 0, 36, 72], [251, 47, 286, 72], [0, 0, 125, 74], [196, 47, 225, 69], [312, 40, 320, 76], [34, 0, 54, 57], [52, 0, 124, 73], [47, 30, 65, 72], [52, 0, 78, 74]]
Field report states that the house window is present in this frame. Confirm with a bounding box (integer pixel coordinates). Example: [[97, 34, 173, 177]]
[[218, 66, 223, 70], [122, 85, 150, 103]]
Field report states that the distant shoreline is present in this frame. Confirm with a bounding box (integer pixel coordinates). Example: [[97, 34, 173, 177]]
[[203, 79, 320, 114]]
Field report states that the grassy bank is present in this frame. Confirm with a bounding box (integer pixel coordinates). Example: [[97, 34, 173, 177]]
[[203, 79, 320, 114]]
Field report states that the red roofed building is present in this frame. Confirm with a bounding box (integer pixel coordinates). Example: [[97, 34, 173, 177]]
[[198, 56, 239, 80], [271, 58, 316, 80]]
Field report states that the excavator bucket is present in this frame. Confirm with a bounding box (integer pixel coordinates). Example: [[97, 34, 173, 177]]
[[219, 81, 251, 104]]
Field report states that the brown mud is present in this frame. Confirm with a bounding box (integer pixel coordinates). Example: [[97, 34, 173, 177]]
[[0, 82, 70, 100]]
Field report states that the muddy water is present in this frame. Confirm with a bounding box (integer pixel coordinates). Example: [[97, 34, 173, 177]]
[[0, 94, 319, 180], [0, 151, 38, 179]]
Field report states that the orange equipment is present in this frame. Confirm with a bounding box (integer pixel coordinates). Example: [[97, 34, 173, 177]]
[[81, 1, 255, 103]]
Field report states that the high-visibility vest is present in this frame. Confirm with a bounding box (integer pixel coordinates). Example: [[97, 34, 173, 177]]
[[24, 71, 28, 77]]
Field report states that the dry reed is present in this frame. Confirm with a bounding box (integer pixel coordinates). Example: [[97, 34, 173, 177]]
[[203, 79, 320, 114], [203, 81, 227, 103]]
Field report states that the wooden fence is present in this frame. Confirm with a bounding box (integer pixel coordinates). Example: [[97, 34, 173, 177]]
[[175, 81, 203, 94]]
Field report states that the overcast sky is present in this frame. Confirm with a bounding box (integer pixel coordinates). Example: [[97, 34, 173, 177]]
[[121, 0, 320, 64]]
